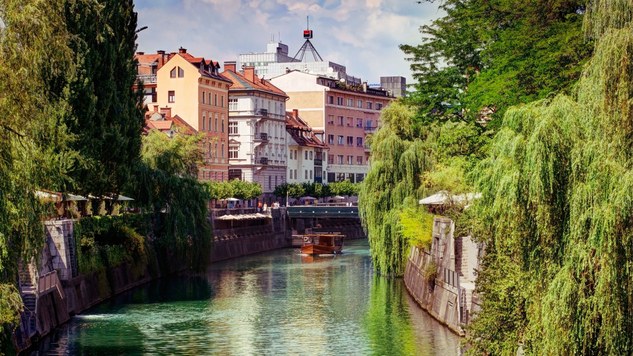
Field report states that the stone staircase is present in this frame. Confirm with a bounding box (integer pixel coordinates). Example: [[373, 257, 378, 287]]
[[18, 261, 38, 337]]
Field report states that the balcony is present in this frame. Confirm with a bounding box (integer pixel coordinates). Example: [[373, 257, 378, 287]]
[[364, 126, 377, 134], [364, 144, 371, 152], [259, 157, 269, 165], [258, 108, 268, 118], [254, 132, 269, 142], [314, 158, 323, 166], [136, 74, 157, 84]]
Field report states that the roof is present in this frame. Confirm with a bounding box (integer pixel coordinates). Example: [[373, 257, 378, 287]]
[[144, 111, 197, 135], [419, 191, 481, 206], [162, 50, 232, 84], [286, 111, 328, 149], [220, 69, 288, 97]]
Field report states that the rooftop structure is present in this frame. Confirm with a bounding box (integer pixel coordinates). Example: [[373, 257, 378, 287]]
[[238, 27, 360, 84]]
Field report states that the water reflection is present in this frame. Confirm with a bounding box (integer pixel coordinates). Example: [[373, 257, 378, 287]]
[[33, 240, 460, 355]]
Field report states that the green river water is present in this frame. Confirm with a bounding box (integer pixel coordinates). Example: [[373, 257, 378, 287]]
[[33, 240, 461, 355]]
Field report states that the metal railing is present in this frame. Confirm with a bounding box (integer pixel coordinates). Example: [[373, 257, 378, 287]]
[[136, 74, 157, 84]]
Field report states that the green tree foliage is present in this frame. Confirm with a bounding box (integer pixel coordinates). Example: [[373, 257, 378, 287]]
[[359, 102, 434, 276], [64, 0, 144, 197], [402, 0, 591, 125], [0, 0, 77, 348], [468, 3, 633, 352], [141, 130, 203, 177], [207, 180, 262, 200], [327, 180, 360, 196], [134, 131, 211, 272]]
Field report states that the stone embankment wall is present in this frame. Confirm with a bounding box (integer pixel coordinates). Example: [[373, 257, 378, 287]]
[[403, 217, 482, 336], [211, 208, 290, 262], [14, 219, 160, 352]]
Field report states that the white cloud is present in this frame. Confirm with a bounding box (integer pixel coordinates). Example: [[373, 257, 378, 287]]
[[134, 0, 441, 83]]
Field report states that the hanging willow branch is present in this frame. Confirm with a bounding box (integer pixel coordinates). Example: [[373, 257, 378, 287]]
[[468, 3, 633, 353]]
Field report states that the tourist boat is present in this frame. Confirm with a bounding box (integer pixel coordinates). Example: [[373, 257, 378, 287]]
[[300, 233, 345, 255]]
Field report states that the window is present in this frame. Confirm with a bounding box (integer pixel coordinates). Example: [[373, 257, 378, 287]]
[[357, 99, 363, 108], [310, 170, 313, 179], [202, 92, 206, 104], [215, 114, 218, 131], [327, 134, 334, 145], [309, 151, 313, 160], [328, 96, 334, 104], [338, 116, 344, 126], [357, 156, 363, 165], [347, 136, 353, 146], [305, 151, 308, 160], [178, 67, 184, 77], [305, 170, 308, 179], [214, 94, 218, 106], [221, 116, 225, 132], [221, 95, 224, 107], [229, 98, 238, 110], [347, 98, 353, 107], [367, 101, 373, 109], [168, 90, 175, 103], [347, 117, 353, 127], [229, 146, 238, 158], [170, 67, 177, 78], [328, 115, 335, 125], [337, 135, 344, 145], [337, 97, 344, 105], [229, 122, 237, 134], [208, 93, 212, 105], [221, 143, 225, 158], [356, 137, 363, 147], [328, 155, 334, 164], [377, 103, 383, 110], [356, 118, 363, 127], [202, 116, 206, 131], [347, 155, 353, 165]]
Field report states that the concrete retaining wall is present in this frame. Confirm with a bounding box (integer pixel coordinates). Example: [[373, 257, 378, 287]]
[[403, 217, 482, 336]]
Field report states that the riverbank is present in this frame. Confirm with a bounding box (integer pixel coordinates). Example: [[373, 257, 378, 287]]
[[402, 216, 482, 336]]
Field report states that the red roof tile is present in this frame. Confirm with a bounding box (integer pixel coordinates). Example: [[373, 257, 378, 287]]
[[220, 69, 287, 97]]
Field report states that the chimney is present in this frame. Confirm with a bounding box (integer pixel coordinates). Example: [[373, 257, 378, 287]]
[[224, 61, 236, 72], [244, 66, 256, 82], [293, 109, 299, 118], [136, 51, 145, 55], [362, 82, 367, 92], [179, 47, 187, 54], [160, 107, 172, 118]]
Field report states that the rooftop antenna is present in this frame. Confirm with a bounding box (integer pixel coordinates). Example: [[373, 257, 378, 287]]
[[292, 16, 323, 62]]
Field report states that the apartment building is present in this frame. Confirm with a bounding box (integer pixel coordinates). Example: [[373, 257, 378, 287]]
[[221, 62, 288, 195], [135, 48, 232, 181], [270, 70, 392, 183], [286, 109, 328, 184]]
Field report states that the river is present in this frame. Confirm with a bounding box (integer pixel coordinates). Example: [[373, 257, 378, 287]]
[[33, 240, 461, 355]]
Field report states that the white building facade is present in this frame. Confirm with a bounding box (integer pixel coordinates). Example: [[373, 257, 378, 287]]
[[222, 62, 288, 195]]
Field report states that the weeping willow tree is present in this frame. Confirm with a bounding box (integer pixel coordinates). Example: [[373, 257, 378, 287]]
[[359, 102, 433, 276], [468, 1, 633, 353], [0, 0, 77, 350]]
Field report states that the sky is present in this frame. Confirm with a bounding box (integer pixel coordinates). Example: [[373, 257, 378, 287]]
[[133, 0, 442, 85]]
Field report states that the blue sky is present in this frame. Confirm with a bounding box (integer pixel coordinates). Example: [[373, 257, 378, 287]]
[[133, 0, 442, 84]]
